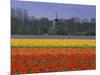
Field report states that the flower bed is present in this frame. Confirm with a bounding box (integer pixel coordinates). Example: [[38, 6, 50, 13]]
[[11, 48, 96, 75]]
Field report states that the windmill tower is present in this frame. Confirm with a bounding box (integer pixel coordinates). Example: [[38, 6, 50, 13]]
[[48, 12, 59, 34], [52, 12, 59, 28]]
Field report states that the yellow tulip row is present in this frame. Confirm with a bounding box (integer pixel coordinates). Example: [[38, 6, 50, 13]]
[[11, 39, 96, 48]]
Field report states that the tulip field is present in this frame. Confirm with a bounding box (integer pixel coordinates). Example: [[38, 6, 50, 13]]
[[11, 39, 96, 75]]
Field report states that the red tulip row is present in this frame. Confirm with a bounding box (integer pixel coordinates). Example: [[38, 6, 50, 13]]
[[11, 48, 96, 75]]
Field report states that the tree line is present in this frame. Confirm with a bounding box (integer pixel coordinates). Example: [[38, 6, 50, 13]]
[[11, 8, 96, 35]]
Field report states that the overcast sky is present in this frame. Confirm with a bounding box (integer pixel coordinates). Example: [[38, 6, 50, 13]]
[[11, 0, 96, 20]]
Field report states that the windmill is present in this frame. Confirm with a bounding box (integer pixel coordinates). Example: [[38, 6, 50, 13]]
[[52, 12, 59, 28], [48, 12, 59, 34]]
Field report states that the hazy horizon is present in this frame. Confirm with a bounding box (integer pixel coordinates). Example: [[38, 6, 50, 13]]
[[11, 0, 96, 20]]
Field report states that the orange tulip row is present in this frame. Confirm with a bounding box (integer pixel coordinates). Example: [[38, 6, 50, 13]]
[[11, 48, 96, 75]]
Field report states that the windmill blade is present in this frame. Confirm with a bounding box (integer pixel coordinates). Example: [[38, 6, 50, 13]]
[[56, 11, 58, 19], [54, 11, 58, 22]]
